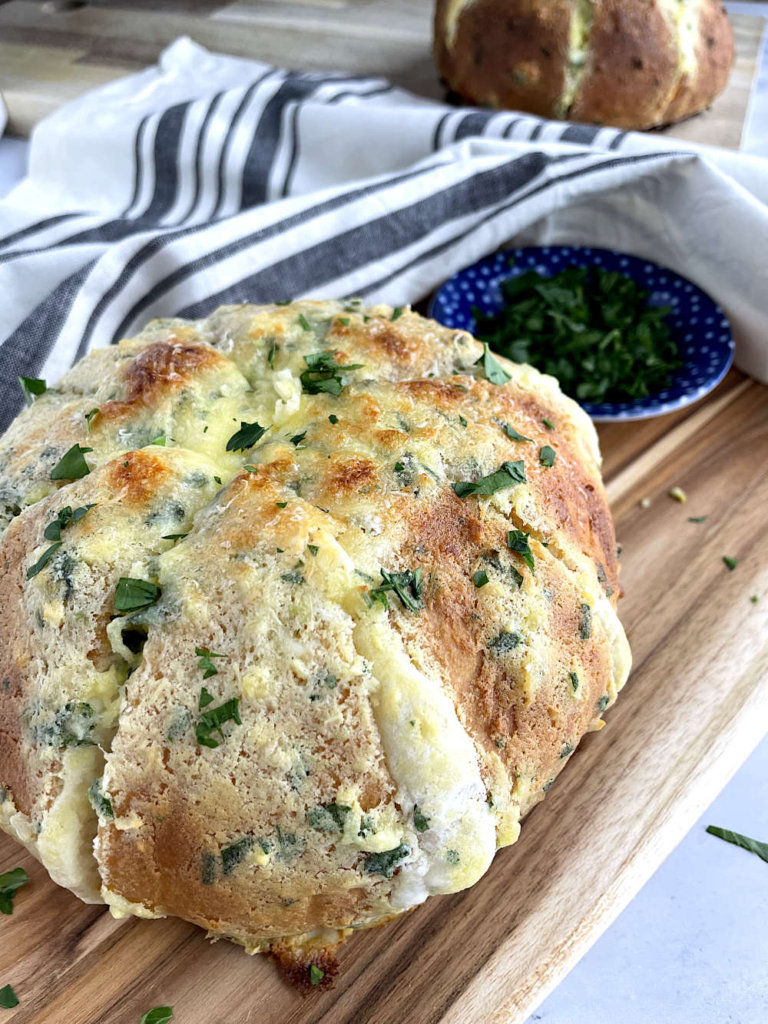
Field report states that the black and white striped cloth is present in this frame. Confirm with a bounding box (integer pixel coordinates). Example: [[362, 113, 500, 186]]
[[1, 37, 767, 433]]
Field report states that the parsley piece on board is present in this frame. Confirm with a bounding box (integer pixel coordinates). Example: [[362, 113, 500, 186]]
[[114, 578, 161, 613], [453, 460, 526, 498], [688, 515, 708, 523], [195, 647, 225, 679], [368, 568, 424, 613], [507, 529, 535, 573], [139, 1009, 173, 1024], [300, 351, 363, 396], [706, 826, 768, 863], [50, 444, 92, 481], [196, 698, 241, 749], [226, 420, 267, 452], [475, 342, 511, 385], [309, 965, 325, 985], [363, 844, 410, 878], [19, 376, 46, 405], [0, 985, 19, 1009], [473, 264, 681, 404], [722, 556, 739, 571], [0, 867, 29, 915]]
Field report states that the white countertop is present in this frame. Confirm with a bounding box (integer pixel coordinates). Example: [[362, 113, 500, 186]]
[[1, 11, 767, 1019]]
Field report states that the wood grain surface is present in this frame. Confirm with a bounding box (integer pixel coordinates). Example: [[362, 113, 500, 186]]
[[0, 0, 764, 148], [1, 366, 767, 1024]]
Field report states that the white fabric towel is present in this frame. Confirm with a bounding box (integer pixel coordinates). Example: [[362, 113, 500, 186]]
[[1, 37, 767, 433]]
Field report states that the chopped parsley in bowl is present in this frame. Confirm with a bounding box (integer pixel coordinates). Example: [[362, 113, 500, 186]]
[[428, 246, 735, 421]]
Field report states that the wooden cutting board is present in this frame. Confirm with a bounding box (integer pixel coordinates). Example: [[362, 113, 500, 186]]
[[1, 367, 767, 1024], [0, 0, 765, 149]]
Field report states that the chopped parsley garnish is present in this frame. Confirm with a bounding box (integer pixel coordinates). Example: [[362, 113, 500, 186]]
[[413, 805, 430, 833], [84, 408, 99, 430], [307, 803, 351, 832], [501, 423, 532, 442], [751, 595, 759, 604], [196, 647, 225, 679], [597, 695, 610, 711], [290, 430, 307, 447], [300, 351, 363, 395], [459, 415, 468, 427], [267, 339, 277, 369], [328, 414, 339, 424], [507, 529, 534, 573], [475, 342, 511, 385], [569, 671, 580, 692], [706, 826, 768, 864], [688, 515, 708, 523], [149, 434, 166, 446], [226, 420, 267, 452], [139, 1009, 173, 1024], [363, 844, 410, 879], [281, 563, 305, 584], [367, 567, 423, 613], [579, 603, 593, 640], [275, 299, 292, 306], [722, 556, 739, 571], [162, 533, 188, 541], [338, 317, 350, 326], [19, 376, 47, 405], [539, 445, 556, 468], [453, 460, 526, 498], [196, 697, 241, 749], [488, 630, 522, 655], [199, 687, 214, 709], [0, 985, 19, 1009], [298, 313, 312, 331], [307, 544, 319, 556], [542, 418, 555, 430], [114, 577, 161, 613], [27, 504, 96, 580], [87, 779, 113, 820], [390, 307, 404, 321], [560, 741, 574, 759], [309, 965, 325, 986], [213, 475, 222, 485], [473, 570, 489, 588], [221, 836, 254, 875], [473, 265, 681, 403], [276, 501, 288, 508], [50, 444, 92, 481], [0, 867, 29, 915]]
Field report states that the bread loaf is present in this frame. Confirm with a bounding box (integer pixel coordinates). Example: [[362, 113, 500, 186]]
[[0, 301, 630, 977], [434, 0, 734, 130]]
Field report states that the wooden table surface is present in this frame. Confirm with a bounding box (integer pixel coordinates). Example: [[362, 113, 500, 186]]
[[0, 0, 765, 147], [1, 367, 767, 1024]]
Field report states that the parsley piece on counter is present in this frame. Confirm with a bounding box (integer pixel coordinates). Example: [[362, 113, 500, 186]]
[[139, 1009, 173, 1024], [27, 504, 96, 580], [539, 445, 556, 468], [688, 515, 708, 523], [50, 444, 93, 481], [328, 414, 339, 424], [453, 460, 526, 498], [196, 697, 241, 749], [84, 408, 100, 430], [363, 844, 410, 879], [0, 868, 29, 915], [307, 803, 351, 833], [199, 687, 214, 709], [390, 307, 404, 321], [507, 529, 535, 573], [87, 779, 113, 819], [473, 570, 489, 588], [226, 420, 267, 452], [579, 603, 593, 640], [114, 578, 161, 613], [195, 647, 225, 679], [542, 418, 555, 430], [368, 568, 424, 613], [722, 556, 739, 571], [475, 342, 511, 386], [0, 985, 19, 1009], [309, 964, 325, 986], [706, 826, 768, 864], [19, 376, 47, 405], [501, 423, 532, 442], [473, 265, 681, 404], [300, 351, 363, 396], [413, 805, 430, 833], [298, 313, 312, 331]]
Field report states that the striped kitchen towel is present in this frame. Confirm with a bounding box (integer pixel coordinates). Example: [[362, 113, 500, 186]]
[[1, 36, 767, 433]]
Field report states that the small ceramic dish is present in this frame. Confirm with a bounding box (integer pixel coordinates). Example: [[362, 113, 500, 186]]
[[428, 245, 735, 422]]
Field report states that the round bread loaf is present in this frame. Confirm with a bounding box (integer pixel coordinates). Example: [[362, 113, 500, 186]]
[[0, 301, 630, 977], [434, 0, 733, 130]]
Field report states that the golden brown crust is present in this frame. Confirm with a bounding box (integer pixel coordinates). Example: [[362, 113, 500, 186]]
[[434, 0, 734, 130]]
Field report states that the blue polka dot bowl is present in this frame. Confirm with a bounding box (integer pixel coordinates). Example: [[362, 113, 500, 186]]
[[427, 245, 735, 422]]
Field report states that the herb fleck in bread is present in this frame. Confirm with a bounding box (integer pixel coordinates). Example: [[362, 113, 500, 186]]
[[0, 301, 630, 971]]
